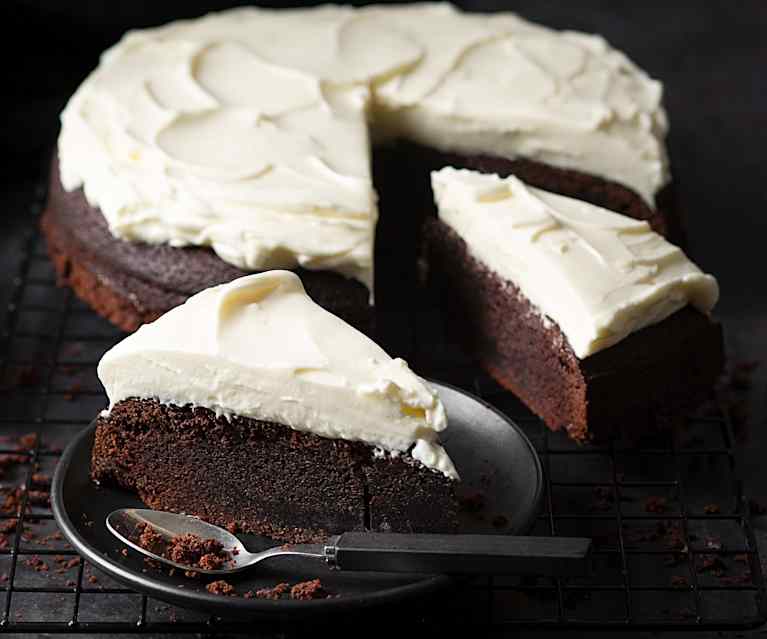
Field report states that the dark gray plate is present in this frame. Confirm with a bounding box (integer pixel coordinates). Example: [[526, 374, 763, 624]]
[[51, 381, 543, 619]]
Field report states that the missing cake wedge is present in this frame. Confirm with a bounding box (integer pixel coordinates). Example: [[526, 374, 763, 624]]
[[91, 271, 458, 543], [425, 168, 723, 442]]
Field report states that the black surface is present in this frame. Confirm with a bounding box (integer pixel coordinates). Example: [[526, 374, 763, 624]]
[[51, 385, 543, 619], [2, 1, 767, 636]]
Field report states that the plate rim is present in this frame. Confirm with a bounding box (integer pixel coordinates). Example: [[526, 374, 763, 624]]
[[431, 377, 545, 537], [51, 380, 543, 618]]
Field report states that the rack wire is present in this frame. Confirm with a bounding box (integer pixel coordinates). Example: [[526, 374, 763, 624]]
[[0, 187, 765, 633]]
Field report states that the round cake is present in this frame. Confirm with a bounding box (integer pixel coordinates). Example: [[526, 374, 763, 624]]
[[43, 3, 673, 331]]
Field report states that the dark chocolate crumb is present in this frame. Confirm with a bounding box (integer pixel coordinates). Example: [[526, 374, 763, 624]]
[[645, 496, 668, 513], [197, 553, 225, 570], [23, 556, 49, 572], [134, 523, 232, 570], [206, 580, 235, 596], [703, 503, 721, 515], [18, 433, 38, 450], [290, 578, 326, 600], [136, 522, 164, 551], [253, 582, 291, 600]]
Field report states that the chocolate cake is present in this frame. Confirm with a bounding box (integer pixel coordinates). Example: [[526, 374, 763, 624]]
[[426, 169, 723, 441], [90, 271, 459, 541], [44, 141, 678, 333], [426, 223, 723, 442], [49, 4, 722, 445], [132, 524, 233, 571], [47, 4, 672, 332], [42, 157, 371, 333], [92, 399, 456, 542]]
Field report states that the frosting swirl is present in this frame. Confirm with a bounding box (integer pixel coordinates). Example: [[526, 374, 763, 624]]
[[98, 270, 457, 479], [59, 3, 669, 291], [432, 168, 718, 359]]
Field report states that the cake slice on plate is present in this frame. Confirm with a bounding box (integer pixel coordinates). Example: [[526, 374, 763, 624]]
[[426, 168, 723, 442], [91, 271, 458, 543]]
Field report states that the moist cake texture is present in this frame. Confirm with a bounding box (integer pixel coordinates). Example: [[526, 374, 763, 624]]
[[91, 270, 458, 539], [93, 399, 456, 542], [426, 169, 723, 440]]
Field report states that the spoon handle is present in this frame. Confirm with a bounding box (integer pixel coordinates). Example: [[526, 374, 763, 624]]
[[325, 533, 591, 576]]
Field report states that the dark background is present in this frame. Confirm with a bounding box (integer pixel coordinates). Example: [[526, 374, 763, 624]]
[[2, 1, 766, 635]]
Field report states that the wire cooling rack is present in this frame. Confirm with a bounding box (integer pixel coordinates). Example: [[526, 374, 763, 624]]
[[0, 189, 765, 633]]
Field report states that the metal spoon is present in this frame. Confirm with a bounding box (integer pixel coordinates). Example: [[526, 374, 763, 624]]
[[107, 508, 592, 577]]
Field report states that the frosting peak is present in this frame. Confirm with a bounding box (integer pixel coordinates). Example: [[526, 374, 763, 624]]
[[432, 168, 718, 359], [98, 271, 457, 479], [59, 3, 668, 292]]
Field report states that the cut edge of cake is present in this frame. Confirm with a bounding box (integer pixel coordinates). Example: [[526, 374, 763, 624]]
[[90, 270, 459, 541], [425, 168, 723, 441]]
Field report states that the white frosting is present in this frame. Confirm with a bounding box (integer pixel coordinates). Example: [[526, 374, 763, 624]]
[[431, 168, 718, 359], [372, 4, 668, 206], [59, 3, 668, 291], [98, 270, 457, 479]]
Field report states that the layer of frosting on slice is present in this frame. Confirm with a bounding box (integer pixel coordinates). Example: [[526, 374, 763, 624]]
[[431, 168, 718, 359], [98, 270, 457, 479], [58, 3, 669, 293]]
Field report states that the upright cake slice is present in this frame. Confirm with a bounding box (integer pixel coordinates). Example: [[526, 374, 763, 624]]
[[426, 168, 723, 441], [91, 271, 458, 542]]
